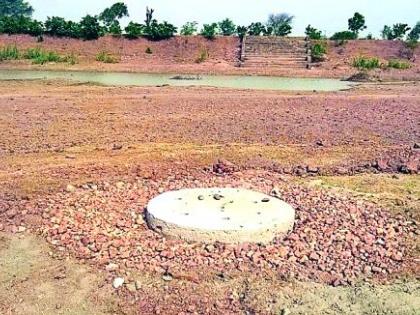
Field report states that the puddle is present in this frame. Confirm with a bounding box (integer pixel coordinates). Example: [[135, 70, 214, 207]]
[[0, 69, 353, 91]]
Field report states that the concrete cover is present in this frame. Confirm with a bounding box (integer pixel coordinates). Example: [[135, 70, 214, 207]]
[[146, 188, 295, 244]]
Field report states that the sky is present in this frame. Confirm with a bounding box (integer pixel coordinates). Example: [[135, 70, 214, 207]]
[[30, 0, 420, 37]]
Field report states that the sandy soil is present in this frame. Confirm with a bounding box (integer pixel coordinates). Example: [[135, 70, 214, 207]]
[[0, 78, 419, 314]]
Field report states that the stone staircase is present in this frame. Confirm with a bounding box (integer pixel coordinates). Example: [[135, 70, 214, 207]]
[[239, 36, 311, 70]]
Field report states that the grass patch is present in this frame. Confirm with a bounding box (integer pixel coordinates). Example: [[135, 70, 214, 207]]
[[95, 51, 119, 64], [0, 45, 20, 61], [387, 59, 411, 70], [352, 56, 380, 70], [195, 47, 209, 63]]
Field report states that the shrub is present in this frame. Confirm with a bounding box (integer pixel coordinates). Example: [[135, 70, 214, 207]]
[[218, 18, 236, 36], [180, 21, 198, 36], [311, 41, 327, 62], [124, 22, 144, 39], [267, 13, 293, 36], [200, 23, 218, 40], [330, 31, 357, 40], [387, 59, 411, 69], [352, 56, 380, 70], [145, 47, 152, 54], [0, 45, 20, 60], [195, 47, 208, 63], [22, 47, 62, 64], [62, 53, 78, 65], [305, 24, 322, 40], [144, 20, 177, 40], [96, 51, 119, 63]]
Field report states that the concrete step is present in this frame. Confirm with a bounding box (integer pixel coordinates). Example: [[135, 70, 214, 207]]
[[244, 57, 308, 62], [243, 62, 308, 67], [245, 48, 308, 54], [244, 53, 308, 58]]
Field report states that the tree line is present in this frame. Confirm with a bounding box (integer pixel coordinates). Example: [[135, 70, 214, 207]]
[[0, 0, 419, 42]]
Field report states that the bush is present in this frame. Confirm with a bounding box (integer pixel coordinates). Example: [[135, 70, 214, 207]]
[[96, 51, 119, 63], [195, 47, 208, 63], [180, 21, 198, 36], [218, 18, 236, 36], [305, 24, 322, 40], [145, 47, 152, 54], [124, 22, 144, 39], [0, 45, 20, 60], [200, 23, 218, 40], [330, 31, 357, 40], [311, 41, 327, 62], [22, 47, 61, 64], [387, 59, 411, 69], [352, 56, 380, 70]]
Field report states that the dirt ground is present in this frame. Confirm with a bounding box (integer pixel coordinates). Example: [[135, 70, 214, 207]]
[[1, 35, 419, 79], [0, 78, 419, 314]]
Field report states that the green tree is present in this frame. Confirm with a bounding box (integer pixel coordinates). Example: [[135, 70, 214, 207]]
[[0, 0, 33, 17], [79, 15, 101, 40], [45, 16, 70, 37], [200, 23, 218, 39], [348, 12, 366, 36], [108, 20, 122, 36], [382, 23, 411, 40], [218, 18, 236, 36], [267, 13, 293, 36], [180, 21, 198, 35], [408, 22, 420, 41], [236, 25, 247, 39], [124, 21, 144, 39], [247, 22, 265, 36], [0, 15, 42, 36], [305, 24, 322, 39], [99, 2, 128, 27]]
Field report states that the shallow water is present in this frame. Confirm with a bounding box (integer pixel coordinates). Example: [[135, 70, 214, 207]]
[[0, 69, 353, 91]]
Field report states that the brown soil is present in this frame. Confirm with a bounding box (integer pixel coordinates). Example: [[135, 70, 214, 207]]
[[1, 35, 419, 79], [0, 77, 419, 314]]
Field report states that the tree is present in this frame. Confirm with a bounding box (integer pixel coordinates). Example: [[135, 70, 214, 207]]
[[0, 15, 42, 35], [305, 24, 322, 40], [218, 18, 236, 36], [79, 15, 101, 40], [124, 21, 144, 39], [382, 23, 411, 40], [247, 22, 266, 36], [180, 21, 198, 35], [108, 20, 122, 36], [200, 23, 218, 40], [267, 13, 294, 36], [348, 12, 366, 36], [99, 2, 128, 27], [0, 0, 33, 17], [236, 25, 247, 39], [408, 21, 420, 41]]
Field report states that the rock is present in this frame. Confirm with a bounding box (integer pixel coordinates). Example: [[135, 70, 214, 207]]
[[112, 277, 124, 289], [162, 274, 173, 282], [307, 165, 319, 173], [414, 143, 420, 149], [6, 209, 18, 219], [112, 143, 123, 150], [280, 308, 291, 315], [212, 159, 237, 174], [65, 154, 76, 160], [116, 182, 125, 189], [126, 283, 137, 293], [198, 195, 205, 201], [213, 194, 223, 200], [66, 184, 76, 193], [105, 263, 119, 272]]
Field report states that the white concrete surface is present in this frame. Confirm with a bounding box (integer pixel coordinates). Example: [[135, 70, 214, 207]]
[[146, 188, 295, 244]]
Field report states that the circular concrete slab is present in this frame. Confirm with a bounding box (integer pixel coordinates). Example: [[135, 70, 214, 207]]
[[146, 188, 295, 244]]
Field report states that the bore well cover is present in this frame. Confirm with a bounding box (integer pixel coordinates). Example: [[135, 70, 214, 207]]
[[146, 188, 295, 244]]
